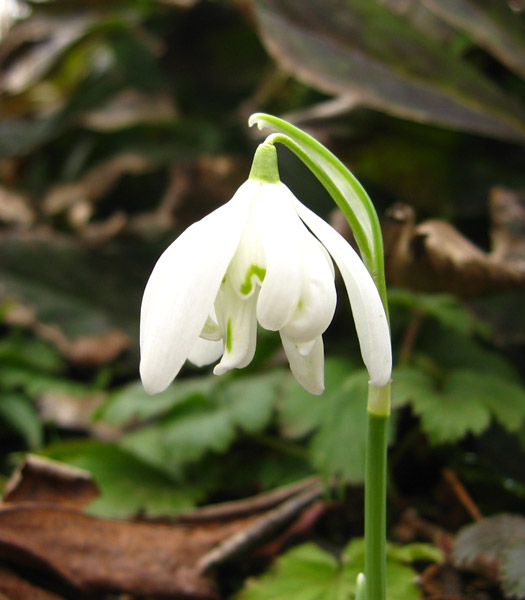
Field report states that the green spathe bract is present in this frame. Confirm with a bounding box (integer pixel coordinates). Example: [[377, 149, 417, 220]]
[[248, 112, 388, 309]]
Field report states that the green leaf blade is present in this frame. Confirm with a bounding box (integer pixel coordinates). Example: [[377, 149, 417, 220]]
[[0, 393, 43, 449], [42, 439, 202, 518]]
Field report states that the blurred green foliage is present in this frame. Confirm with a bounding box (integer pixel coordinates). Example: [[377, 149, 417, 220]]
[[236, 539, 443, 600]]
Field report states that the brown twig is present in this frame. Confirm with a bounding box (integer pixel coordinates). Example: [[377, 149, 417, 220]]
[[197, 480, 324, 573], [443, 468, 483, 522], [178, 477, 321, 523], [399, 308, 425, 367]]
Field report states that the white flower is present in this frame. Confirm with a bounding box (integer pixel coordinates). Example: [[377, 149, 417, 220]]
[[0, 0, 30, 41], [140, 144, 391, 395]]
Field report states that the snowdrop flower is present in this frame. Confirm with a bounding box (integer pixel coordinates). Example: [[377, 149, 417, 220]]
[[0, 0, 30, 41], [140, 143, 391, 395]]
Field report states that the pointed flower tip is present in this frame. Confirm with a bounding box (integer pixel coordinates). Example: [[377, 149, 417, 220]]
[[248, 113, 265, 130], [370, 371, 392, 389], [140, 376, 166, 396], [140, 358, 173, 395]]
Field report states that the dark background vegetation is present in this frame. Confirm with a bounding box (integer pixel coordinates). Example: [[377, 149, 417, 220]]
[[0, 1, 525, 598]]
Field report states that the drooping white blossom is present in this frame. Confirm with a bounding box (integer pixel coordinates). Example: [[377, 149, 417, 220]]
[[140, 144, 391, 395], [0, 0, 30, 41]]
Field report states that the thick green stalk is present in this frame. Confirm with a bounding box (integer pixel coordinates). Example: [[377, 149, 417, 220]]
[[365, 384, 391, 600]]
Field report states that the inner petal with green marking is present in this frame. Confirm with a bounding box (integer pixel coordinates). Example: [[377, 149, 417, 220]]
[[240, 264, 266, 295], [213, 276, 259, 376]]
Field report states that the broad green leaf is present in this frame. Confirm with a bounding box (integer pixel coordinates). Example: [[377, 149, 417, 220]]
[[309, 371, 369, 482], [410, 371, 491, 444], [342, 537, 367, 563], [386, 542, 444, 565], [97, 375, 218, 425], [377, 562, 421, 600], [0, 234, 155, 344], [449, 370, 525, 433], [343, 539, 437, 600], [280, 362, 386, 480], [388, 289, 489, 337], [343, 560, 421, 600], [423, 0, 525, 78], [0, 393, 43, 449], [278, 375, 327, 440], [0, 331, 88, 397], [120, 373, 282, 468], [236, 543, 348, 600], [251, 0, 525, 143], [154, 400, 236, 465], [391, 367, 435, 411], [42, 439, 203, 518], [278, 357, 354, 439], [393, 367, 525, 444], [0, 365, 89, 397], [222, 372, 285, 434], [0, 332, 66, 374], [119, 425, 184, 478], [417, 323, 520, 381], [256, 453, 314, 490], [237, 539, 438, 600]]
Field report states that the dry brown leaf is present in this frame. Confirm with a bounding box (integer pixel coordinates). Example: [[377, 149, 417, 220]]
[[5, 303, 130, 367], [331, 189, 525, 296], [0, 464, 323, 599], [0, 14, 95, 96], [382, 201, 525, 296], [55, 329, 131, 367], [0, 505, 224, 598], [43, 154, 151, 220], [0, 564, 67, 600], [490, 186, 525, 267], [80, 90, 177, 131], [3, 455, 99, 509], [0, 186, 34, 227], [36, 392, 118, 439], [0, 493, 323, 599]]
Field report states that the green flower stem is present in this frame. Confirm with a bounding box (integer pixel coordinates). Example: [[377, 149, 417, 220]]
[[365, 383, 391, 600]]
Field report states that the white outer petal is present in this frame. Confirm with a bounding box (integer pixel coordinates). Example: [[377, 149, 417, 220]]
[[281, 333, 325, 395], [293, 200, 392, 387], [255, 183, 302, 330], [139, 182, 254, 394], [187, 338, 224, 367]]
